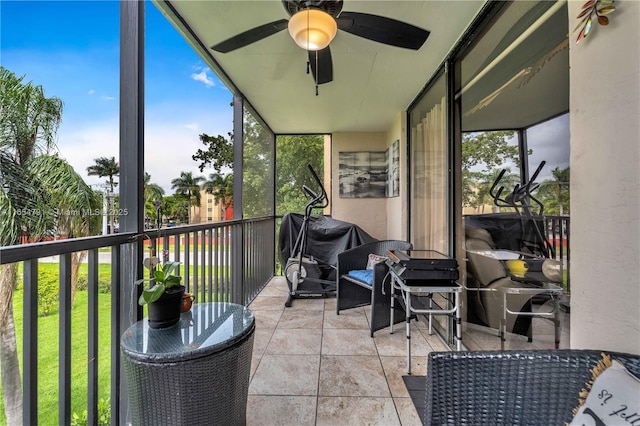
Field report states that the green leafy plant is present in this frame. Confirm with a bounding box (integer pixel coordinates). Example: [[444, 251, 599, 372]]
[[37, 270, 59, 317], [71, 398, 111, 426], [134, 257, 182, 306]]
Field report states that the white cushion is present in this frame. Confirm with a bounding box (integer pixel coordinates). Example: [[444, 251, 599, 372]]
[[366, 253, 388, 270], [570, 358, 640, 425]]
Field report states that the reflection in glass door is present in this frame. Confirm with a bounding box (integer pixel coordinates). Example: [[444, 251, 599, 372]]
[[410, 73, 448, 254]]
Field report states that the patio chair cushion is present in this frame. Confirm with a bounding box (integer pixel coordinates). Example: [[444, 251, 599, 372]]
[[346, 269, 373, 285], [570, 353, 640, 425]]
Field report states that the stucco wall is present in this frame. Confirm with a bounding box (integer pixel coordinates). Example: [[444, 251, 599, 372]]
[[331, 120, 406, 240], [568, 0, 640, 353], [385, 111, 408, 240]]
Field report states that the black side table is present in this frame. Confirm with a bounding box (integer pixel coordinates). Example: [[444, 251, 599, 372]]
[[121, 302, 255, 426]]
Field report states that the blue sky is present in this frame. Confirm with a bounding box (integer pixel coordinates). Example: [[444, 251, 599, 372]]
[[1, 0, 234, 193]]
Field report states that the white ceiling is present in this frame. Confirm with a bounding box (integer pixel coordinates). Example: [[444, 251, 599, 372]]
[[155, 1, 486, 134], [156, 1, 569, 134]]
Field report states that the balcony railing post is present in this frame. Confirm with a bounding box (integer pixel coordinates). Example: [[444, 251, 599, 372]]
[[87, 249, 99, 426], [59, 254, 72, 425], [23, 259, 38, 425], [111, 245, 122, 426], [231, 224, 245, 304]]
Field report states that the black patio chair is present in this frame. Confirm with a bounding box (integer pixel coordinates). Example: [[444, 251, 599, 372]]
[[336, 239, 412, 336]]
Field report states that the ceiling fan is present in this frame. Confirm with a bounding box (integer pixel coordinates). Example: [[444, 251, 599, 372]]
[[210, 0, 430, 89]]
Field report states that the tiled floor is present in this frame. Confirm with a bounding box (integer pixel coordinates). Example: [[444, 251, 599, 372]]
[[247, 276, 570, 426]]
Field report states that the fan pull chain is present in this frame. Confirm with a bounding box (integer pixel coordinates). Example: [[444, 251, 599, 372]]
[[315, 50, 319, 96]]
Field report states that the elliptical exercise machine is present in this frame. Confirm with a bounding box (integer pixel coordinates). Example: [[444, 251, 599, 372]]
[[489, 161, 555, 258], [488, 160, 565, 287], [283, 164, 336, 307]]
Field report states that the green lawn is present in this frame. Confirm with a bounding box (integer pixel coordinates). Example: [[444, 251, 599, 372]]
[[0, 265, 112, 425], [0, 258, 234, 424]]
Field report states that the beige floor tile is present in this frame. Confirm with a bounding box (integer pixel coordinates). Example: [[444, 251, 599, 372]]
[[252, 309, 283, 330], [379, 356, 427, 397], [419, 329, 453, 352], [461, 332, 483, 351], [277, 309, 324, 329], [250, 355, 261, 380], [324, 307, 370, 329], [413, 315, 430, 329], [246, 395, 316, 426], [249, 354, 320, 395], [316, 396, 400, 426], [324, 297, 337, 311], [374, 327, 433, 357], [249, 295, 288, 310], [265, 328, 322, 355], [257, 280, 290, 296], [322, 329, 377, 355], [243, 277, 573, 425], [394, 397, 423, 426], [252, 328, 275, 357], [287, 298, 326, 311], [318, 355, 390, 397]]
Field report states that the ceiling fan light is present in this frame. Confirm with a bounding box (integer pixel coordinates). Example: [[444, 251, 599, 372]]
[[288, 9, 337, 51]]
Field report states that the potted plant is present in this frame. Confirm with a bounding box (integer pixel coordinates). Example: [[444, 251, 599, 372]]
[[135, 256, 185, 329]]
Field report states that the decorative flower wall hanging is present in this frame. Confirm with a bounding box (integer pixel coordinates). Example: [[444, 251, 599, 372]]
[[574, 0, 616, 44]]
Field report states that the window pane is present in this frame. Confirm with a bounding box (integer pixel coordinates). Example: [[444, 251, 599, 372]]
[[455, 0, 569, 350], [462, 130, 520, 215], [275, 135, 327, 217], [1, 1, 120, 240], [526, 114, 570, 215], [145, 4, 233, 225], [242, 106, 273, 218]]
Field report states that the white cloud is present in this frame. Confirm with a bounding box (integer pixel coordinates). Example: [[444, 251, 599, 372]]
[[55, 111, 231, 194], [190, 69, 214, 88], [88, 89, 95, 95], [56, 119, 119, 190], [101, 95, 115, 101]]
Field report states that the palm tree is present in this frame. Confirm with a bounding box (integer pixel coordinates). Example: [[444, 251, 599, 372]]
[[171, 171, 204, 224], [87, 156, 119, 233], [29, 155, 101, 303], [86, 156, 119, 192], [144, 172, 165, 226], [202, 172, 233, 220], [539, 166, 570, 215], [144, 172, 164, 202], [0, 66, 98, 424]]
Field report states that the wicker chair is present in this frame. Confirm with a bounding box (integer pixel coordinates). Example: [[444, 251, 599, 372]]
[[424, 349, 640, 425], [336, 240, 412, 336]]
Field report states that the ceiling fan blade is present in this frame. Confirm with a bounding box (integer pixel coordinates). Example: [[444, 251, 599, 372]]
[[308, 47, 333, 85], [336, 12, 430, 50], [211, 19, 289, 53]]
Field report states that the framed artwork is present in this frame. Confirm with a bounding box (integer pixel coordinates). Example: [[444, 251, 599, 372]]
[[339, 151, 388, 198], [387, 140, 400, 197]]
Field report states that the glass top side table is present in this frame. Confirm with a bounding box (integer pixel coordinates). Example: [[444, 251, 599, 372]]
[[121, 302, 255, 426]]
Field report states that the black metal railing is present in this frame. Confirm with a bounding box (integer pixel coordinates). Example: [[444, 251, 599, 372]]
[[0, 217, 274, 425], [545, 215, 570, 293]]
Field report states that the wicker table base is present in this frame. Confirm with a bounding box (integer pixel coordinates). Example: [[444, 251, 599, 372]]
[[121, 303, 255, 426]]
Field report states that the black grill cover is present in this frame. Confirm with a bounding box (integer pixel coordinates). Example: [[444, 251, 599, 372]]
[[464, 213, 549, 257], [279, 213, 376, 269]]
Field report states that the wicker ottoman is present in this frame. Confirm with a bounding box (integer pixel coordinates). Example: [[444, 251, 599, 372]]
[[121, 302, 255, 426]]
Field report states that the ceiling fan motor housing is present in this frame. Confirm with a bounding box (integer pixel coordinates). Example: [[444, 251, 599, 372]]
[[282, 0, 344, 18]]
